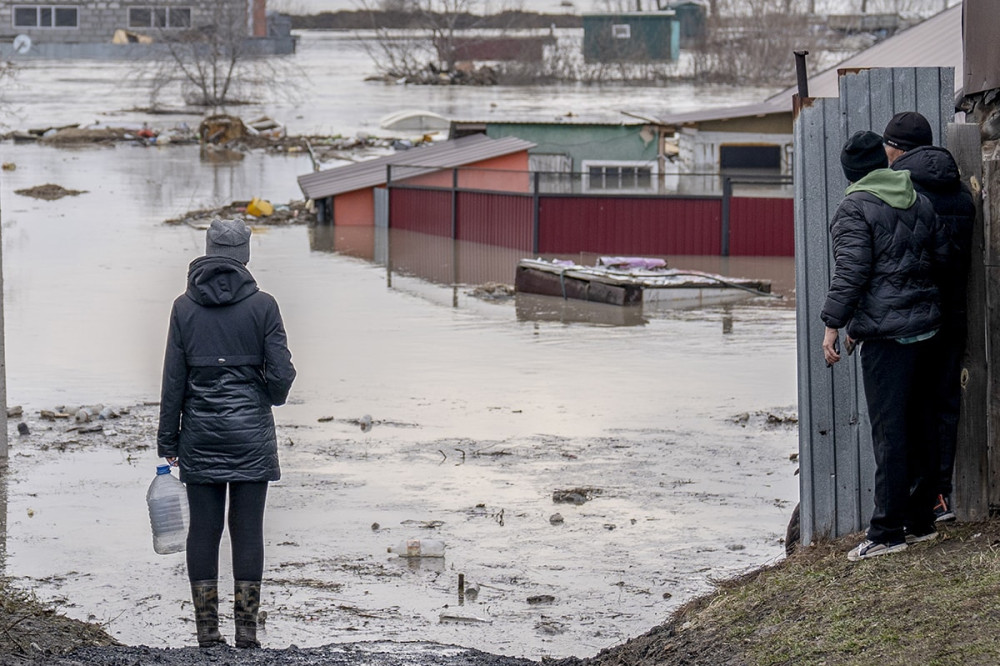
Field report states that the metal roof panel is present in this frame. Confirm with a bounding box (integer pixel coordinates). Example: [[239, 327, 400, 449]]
[[298, 134, 536, 200]]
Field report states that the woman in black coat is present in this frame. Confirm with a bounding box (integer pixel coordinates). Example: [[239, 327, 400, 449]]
[[157, 218, 295, 649]]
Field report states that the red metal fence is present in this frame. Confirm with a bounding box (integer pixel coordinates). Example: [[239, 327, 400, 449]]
[[388, 171, 794, 257]]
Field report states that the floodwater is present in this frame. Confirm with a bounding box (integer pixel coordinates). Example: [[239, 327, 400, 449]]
[[0, 31, 775, 137], [0, 31, 798, 660]]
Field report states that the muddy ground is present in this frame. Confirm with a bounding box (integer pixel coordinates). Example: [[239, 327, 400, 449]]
[[0, 395, 797, 666]]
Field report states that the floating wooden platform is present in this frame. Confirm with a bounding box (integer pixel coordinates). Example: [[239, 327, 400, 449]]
[[514, 258, 772, 307]]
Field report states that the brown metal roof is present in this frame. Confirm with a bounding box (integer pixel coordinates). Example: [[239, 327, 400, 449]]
[[298, 134, 536, 200]]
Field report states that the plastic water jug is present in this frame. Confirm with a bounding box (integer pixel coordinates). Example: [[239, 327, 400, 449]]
[[387, 538, 445, 558], [146, 464, 189, 554]]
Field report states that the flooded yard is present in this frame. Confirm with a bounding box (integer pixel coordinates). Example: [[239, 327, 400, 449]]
[[0, 139, 798, 659], [0, 30, 798, 661]]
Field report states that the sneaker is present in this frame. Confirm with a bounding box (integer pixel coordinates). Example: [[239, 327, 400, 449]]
[[847, 539, 907, 562], [933, 494, 956, 522], [905, 529, 939, 544]]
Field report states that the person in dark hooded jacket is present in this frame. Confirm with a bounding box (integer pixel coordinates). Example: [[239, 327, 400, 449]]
[[157, 218, 295, 649], [821, 130, 949, 562], [883, 111, 976, 523]]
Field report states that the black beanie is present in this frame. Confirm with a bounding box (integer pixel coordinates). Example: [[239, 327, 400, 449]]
[[882, 111, 933, 151], [841, 130, 888, 182]]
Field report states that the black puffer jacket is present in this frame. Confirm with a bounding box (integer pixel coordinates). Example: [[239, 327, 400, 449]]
[[157, 256, 296, 484], [821, 168, 948, 340], [891, 146, 975, 322]]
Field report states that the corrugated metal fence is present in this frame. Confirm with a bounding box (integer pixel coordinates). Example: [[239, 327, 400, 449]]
[[794, 67, 955, 545], [388, 173, 794, 257]]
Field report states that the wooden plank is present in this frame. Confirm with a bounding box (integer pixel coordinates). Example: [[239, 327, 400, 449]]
[[986, 158, 1000, 513], [948, 123, 987, 520]]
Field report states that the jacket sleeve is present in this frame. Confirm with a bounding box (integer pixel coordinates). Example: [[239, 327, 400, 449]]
[[821, 198, 873, 330], [157, 304, 187, 458], [263, 299, 296, 406]]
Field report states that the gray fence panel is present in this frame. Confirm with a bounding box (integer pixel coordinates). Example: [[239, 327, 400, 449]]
[[374, 188, 389, 229], [796, 67, 954, 544], [795, 97, 842, 543]]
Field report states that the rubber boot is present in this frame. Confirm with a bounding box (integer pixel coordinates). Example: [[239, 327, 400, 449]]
[[190, 580, 226, 648], [234, 580, 262, 649]]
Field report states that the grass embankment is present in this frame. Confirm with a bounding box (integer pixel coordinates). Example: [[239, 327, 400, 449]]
[[578, 520, 1000, 666]]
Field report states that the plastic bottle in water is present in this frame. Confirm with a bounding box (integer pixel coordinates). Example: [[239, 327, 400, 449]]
[[387, 538, 446, 558], [146, 464, 189, 554]]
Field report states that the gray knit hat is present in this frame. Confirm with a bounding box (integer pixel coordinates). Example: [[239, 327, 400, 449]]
[[206, 218, 251, 264]]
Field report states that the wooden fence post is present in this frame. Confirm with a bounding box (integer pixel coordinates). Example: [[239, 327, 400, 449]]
[[985, 151, 1000, 513], [948, 123, 988, 519]]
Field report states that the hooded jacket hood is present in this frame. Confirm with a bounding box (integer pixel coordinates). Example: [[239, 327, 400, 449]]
[[845, 168, 917, 209], [891, 145, 963, 195], [185, 255, 259, 307]]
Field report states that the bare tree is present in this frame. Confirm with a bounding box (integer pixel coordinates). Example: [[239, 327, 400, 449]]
[[691, 0, 817, 85], [0, 60, 16, 109], [138, 2, 302, 109]]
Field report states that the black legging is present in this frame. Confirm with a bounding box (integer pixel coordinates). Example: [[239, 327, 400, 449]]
[[186, 482, 268, 583]]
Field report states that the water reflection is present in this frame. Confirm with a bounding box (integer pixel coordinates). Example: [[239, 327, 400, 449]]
[[515, 293, 648, 327], [308, 223, 796, 327]]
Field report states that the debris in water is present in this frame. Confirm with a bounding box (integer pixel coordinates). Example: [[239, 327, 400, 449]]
[[527, 595, 556, 605], [467, 282, 516, 301], [552, 487, 602, 505], [360, 414, 373, 432], [317, 416, 335, 422], [439, 613, 491, 624], [15, 183, 87, 200], [549, 513, 564, 525], [535, 619, 566, 635], [17, 422, 30, 436]]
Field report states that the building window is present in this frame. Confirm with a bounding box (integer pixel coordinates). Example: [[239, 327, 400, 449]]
[[128, 7, 191, 29], [13, 5, 78, 28], [612, 24, 631, 39], [583, 161, 656, 193], [719, 145, 782, 171]]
